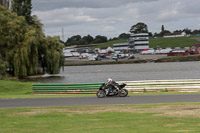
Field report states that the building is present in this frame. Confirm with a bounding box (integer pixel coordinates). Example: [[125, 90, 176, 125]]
[[129, 33, 149, 51], [163, 32, 186, 38], [189, 44, 200, 54], [113, 33, 149, 52], [113, 43, 130, 51]]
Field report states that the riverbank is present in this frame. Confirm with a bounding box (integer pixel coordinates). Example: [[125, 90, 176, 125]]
[[65, 59, 151, 66], [65, 54, 200, 66], [155, 55, 200, 62]]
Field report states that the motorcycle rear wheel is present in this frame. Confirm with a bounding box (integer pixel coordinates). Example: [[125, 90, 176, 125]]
[[96, 90, 106, 98], [119, 89, 128, 97]]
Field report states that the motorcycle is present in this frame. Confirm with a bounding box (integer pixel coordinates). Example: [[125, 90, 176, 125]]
[[96, 83, 128, 98]]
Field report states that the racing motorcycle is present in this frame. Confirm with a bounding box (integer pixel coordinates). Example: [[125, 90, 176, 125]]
[[96, 83, 128, 98]]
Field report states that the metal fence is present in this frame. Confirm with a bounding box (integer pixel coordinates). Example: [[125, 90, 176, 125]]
[[119, 79, 200, 92], [32, 82, 103, 94], [32, 79, 200, 94]]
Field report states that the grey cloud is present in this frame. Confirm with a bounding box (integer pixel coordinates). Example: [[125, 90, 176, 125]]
[[33, 5, 138, 28], [136, 0, 200, 23], [34, 10, 99, 28], [32, 0, 200, 38], [178, 0, 200, 14], [32, 0, 158, 11]]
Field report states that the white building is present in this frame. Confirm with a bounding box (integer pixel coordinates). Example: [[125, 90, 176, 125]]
[[163, 32, 186, 38], [113, 43, 130, 51], [129, 33, 149, 50]]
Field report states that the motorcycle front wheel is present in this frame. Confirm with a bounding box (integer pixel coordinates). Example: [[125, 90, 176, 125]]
[[119, 89, 128, 97], [96, 90, 106, 98]]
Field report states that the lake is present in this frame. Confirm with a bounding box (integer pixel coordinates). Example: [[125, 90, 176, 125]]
[[33, 61, 200, 83]]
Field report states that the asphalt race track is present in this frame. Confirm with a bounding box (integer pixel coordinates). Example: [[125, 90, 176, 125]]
[[0, 94, 200, 108]]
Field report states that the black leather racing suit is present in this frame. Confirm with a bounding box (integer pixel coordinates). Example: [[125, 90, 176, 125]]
[[108, 81, 120, 92]]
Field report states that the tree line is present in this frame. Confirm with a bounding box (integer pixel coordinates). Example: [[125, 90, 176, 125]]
[[0, 1, 64, 78], [154, 25, 200, 37], [65, 35, 108, 46], [65, 22, 149, 46], [66, 22, 200, 47], [65, 33, 133, 46], [130, 22, 200, 37]]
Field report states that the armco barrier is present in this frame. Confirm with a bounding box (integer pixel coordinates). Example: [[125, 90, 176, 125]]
[[32, 82, 103, 94], [33, 79, 200, 94], [119, 79, 200, 92]]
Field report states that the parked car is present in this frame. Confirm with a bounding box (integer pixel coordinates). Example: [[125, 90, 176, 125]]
[[128, 54, 135, 59], [155, 48, 172, 54], [88, 54, 101, 61], [141, 49, 155, 54], [112, 54, 118, 59]]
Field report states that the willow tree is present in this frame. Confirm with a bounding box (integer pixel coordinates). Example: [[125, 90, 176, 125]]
[[12, 26, 45, 77], [43, 36, 64, 74], [0, 6, 27, 76], [0, 0, 9, 8], [12, 0, 33, 24], [0, 6, 64, 78], [0, 55, 7, 78], [0, 6, 43, 77]]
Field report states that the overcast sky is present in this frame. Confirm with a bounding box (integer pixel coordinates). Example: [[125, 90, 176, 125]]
[[32, 0, 200, 41]]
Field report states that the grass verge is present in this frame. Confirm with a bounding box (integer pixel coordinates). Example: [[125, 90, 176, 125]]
[[0, 79, 33, 95], [149, 36, 200, 48], [0, 103, 200, 133], [1, 79, 200, 99], [91, 36, 200, 49]]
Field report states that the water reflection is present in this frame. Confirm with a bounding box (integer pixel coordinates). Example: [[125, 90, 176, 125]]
[[27, 75, 64, 83], [28, 61, 200, 83]]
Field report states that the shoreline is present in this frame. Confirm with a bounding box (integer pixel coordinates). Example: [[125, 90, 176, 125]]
[[64, 55, 200, 66], [4, 55, 200, 80]]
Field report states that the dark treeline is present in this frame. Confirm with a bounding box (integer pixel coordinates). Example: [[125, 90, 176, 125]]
[[65, 33, 131, 46], [65, 35, 108, 46], [153, 25, 200, 37]]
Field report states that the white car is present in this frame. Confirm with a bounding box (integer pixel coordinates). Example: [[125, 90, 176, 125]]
[[141, 49, 155, 54]]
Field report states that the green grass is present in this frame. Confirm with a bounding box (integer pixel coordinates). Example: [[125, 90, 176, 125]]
[[0, 79, 96, 99], [0, 79, 33, 95], [91, 36, 200, 49], [149, 36, 200, 48], [1, 103, 200, 133]]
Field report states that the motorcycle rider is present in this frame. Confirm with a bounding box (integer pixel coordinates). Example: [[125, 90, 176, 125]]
[[107, 78, 119, 93]]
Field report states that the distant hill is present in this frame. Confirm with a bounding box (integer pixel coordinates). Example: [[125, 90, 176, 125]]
[[149, 36, 200, 48], [93, 36, 200, 49]]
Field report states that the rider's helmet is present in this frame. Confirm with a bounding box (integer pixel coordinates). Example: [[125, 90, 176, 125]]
[[107, 78, 112, 83]]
